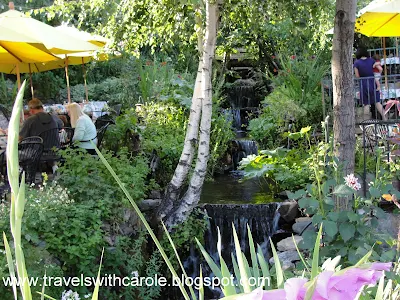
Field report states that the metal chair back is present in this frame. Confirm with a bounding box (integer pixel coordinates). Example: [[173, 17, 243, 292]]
[[96, 123, 109, 150], [18, 138, 43, 184], [38, 128, 61, 163]]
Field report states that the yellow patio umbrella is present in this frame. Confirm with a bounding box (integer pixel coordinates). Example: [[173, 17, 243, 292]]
[[55, 25, 108, 48], [54, 26, 109, 103], [0, 7, 100, 55], [0, 51, 109, 102], [355, 0, 400, 37], [0, 2, 100, 91]]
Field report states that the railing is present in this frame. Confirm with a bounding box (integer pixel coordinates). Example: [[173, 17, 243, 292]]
[[322, 73, 400, 122], [367, 46, 400, 59], [358, 119, 399, 196], [322, 72, 400, 195]]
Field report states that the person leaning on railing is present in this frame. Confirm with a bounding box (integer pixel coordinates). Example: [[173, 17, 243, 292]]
[[354, 47, 387, 121]]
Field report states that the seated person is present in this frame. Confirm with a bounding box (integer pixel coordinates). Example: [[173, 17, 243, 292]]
[[19, 98, 60, 150], [67, 103, 97, 155]]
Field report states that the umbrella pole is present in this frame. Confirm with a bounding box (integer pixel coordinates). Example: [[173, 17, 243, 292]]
[[15, 63, 24, 122], [81, 57, 89, 103], [16, 63, 21, 90], [383, 37, 388, 90], [28, 64, 34, 98], [396, 37, 399, 58], [65, 55, 71, 104]]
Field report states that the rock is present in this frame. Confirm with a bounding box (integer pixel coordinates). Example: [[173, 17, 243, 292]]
[[277, 191, 289, 200], [292, 221, 314, 235], [278, 200, 299, 222], [269, 250, 300, 271], [149, 190, 162, 199], [270, 231, 293, 247], [120, 224, 135, 236], [277, 235, 303, 252], [102, 223, 111, 232], [295, 217, 312, 223], [138, 199, 162, 211], [104, 235, 114, 246]]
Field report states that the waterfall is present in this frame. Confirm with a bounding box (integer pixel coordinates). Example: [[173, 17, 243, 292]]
[[203, 203, 280, 264], [182, 203, 281, 298], [236, 140, 258, 156], [228, 79, 257, 109]]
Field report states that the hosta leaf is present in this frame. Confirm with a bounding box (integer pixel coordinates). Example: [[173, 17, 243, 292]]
[[339, 223, 355, 242], [324, 220, 338, 237]]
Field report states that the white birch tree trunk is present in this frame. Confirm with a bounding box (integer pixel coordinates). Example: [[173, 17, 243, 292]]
[[157, 8, 204, 220], [164, 0, 219, 226], [332, 0, 357, 210]]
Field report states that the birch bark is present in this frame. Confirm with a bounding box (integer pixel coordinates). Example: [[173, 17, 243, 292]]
[[164, 0, 219, 226]]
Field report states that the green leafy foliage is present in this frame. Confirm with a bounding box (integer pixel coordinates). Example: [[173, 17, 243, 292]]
[[138, 102, 187, 185], [239, 147, 312, 192], [295, 174, 397, 266], [103, 108, 140, 154], [58, 148, 152, 207]]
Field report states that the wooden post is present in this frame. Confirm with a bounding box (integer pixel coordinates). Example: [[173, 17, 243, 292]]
[[16, 63, 24, 122], [28, 64, 34, 98], [383, 37, 388, 90], [65, 55, 71, 104], [81, 57, 89, 103], [16, 63, 21, 90]]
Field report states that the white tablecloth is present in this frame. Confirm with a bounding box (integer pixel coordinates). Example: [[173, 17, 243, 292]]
[[381, 57, 400, 65]]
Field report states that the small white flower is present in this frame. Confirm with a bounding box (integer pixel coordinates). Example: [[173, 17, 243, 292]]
[[61, 290, 80, 300], [344, 174, 361, 191], [131, 270, 139, 277]]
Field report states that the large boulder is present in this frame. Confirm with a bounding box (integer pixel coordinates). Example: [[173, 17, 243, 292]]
[[278, 200, 300, 223], [292, 219, 314, 235], [277, 235, 303, 252], [269, 250, 300, 270]]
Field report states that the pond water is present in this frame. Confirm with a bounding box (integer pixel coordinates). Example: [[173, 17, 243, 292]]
[[200, 171, 279, 204]]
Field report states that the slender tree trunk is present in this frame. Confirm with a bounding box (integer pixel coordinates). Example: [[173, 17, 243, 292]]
[[332, 0, 357, 210], [157, 7, 204, 220], [165, 0, 219, 226]]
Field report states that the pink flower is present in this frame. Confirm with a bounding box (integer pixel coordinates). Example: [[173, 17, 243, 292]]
[[344, 174, 361, 191], [240, 263, 391, 300]]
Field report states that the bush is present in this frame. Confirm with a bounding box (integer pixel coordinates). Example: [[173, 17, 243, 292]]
[[58, 148, 152, 208], [139, 102, 187, 186]]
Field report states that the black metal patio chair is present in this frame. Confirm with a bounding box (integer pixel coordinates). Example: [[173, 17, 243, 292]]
[[38, 128, 61, 172], [95, 115, 115, 130], [96, 123, 110, 150], [18, 137, 44, 184]]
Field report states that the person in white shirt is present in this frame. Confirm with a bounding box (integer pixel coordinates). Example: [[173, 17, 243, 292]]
[[66, 103, 97, 154]]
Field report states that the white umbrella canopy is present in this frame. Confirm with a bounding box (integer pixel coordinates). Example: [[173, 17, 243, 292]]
[[0, 8, 100, 54]]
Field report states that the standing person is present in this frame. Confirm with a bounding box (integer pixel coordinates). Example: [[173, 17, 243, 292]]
[[354, 48, 387, 120], [67, 103, 97, 154], [372, 54, 383, 91]]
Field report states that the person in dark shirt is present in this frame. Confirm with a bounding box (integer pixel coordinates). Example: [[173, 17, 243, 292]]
[[19, 98, 61, 149], [354, 48, 387, 120]]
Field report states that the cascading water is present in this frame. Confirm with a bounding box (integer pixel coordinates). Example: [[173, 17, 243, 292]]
[[228, 79, 258, 109], [236, 140, 258, 156], [203, 203, 281, 264], [183, 203, 281, 299]]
